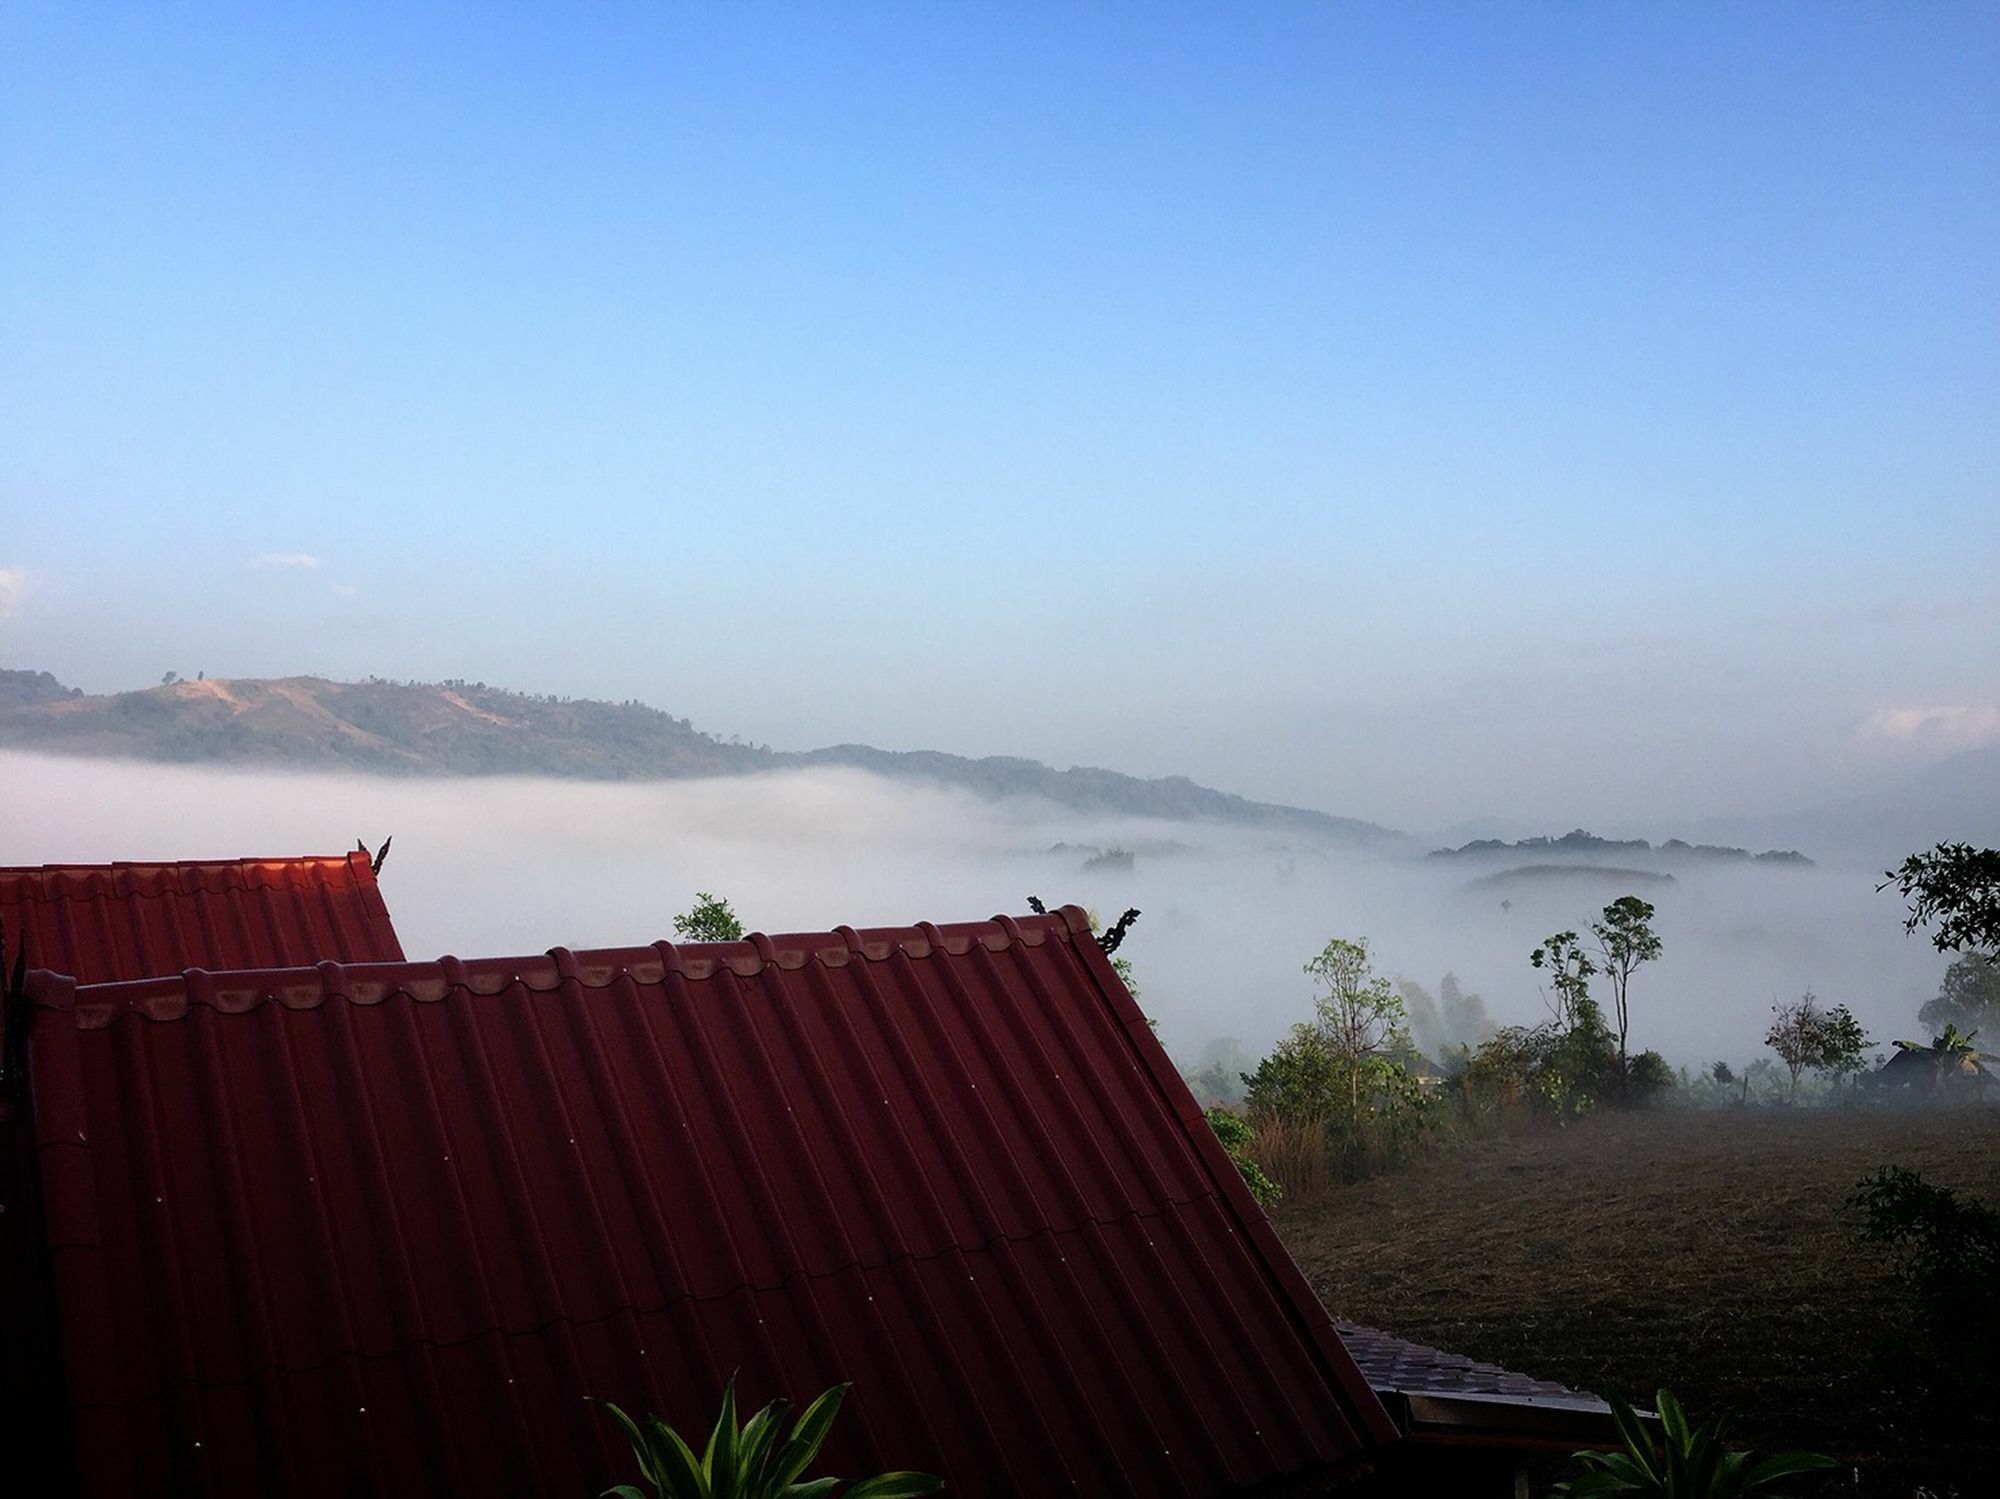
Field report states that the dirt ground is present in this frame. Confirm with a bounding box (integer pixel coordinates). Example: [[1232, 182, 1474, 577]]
[[1272, 1106, 2000, 1498]]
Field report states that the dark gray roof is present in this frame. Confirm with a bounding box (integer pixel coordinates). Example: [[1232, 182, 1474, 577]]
[[1337, 1322, 1611, 1415]]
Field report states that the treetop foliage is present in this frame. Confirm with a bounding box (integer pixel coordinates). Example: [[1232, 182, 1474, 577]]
[[1921, 952, 2000, 1037], [1764, 991, 1869, 1099], [673, 891, 745, 944], [1883, 841, 2000, 955]]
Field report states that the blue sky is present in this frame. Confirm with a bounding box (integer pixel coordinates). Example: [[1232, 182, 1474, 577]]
[[3, 3, 1995, 830]]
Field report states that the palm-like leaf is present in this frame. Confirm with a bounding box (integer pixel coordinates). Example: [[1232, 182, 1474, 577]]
[[737, 1400, 787, 1497], [768, 1383, 849, 1490], [646, 1414, 710, 1499], [704, 1378, 739, 1492], [843, 1475, 945, 1498], [603, 1402, 660, 1491], [1742, 1450, 1838, 1488]]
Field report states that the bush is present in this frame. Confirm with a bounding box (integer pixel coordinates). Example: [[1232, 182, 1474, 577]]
[[600, 1379, 940, 1499], [1241, 1024, 1341, 1123], [1848, 1165, 2000, 1368], [1624, 1049, 1675, 1104], [1553, 1387, 1833, 1496], [1205, 1107, 1282, 1206], [1456, 1012, 1620, 1121], [673, 892, 745, 944]]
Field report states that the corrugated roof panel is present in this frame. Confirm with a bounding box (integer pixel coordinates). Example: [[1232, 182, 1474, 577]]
[[1337, 1322, 1610, 1412], [22, 908, 1393, 1496], [0, 853, 404, 982]]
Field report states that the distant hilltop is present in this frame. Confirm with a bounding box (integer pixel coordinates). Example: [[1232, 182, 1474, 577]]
[[1432, 828, 1812, 868], [0, 668, 1405, 848]]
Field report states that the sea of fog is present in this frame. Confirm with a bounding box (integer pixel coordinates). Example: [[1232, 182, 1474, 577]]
[[0, 752, 1954, 1072]]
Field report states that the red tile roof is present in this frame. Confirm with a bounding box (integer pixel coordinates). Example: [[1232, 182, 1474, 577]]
[[0, 853, 404, 983], [17, 908, 1394, 1497]]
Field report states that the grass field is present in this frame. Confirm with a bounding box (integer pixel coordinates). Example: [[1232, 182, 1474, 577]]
[[1272, 1106, 2000, 1497]]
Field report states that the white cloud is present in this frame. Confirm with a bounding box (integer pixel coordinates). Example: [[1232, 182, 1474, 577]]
[[329, 582, 360, 599], [0, 565, 29, 621], [1858, 705, 2000, 754], [250, 552, 321, 570]]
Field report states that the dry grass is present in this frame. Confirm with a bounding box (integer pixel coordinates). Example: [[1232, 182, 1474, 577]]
[[1272, 1106, 2000, 1497], [1251, 1116, 1334, 1199]]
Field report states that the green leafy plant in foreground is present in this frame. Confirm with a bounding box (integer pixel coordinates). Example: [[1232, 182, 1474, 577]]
[[600, 1379, 940, 1499], [1554, 1389, 1834, 1497]]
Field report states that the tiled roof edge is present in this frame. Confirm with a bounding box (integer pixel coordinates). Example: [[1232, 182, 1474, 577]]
[[1056, 904, 1403, 1452], [0, 853, 377, 904], [38, 913, 1078, 1030]]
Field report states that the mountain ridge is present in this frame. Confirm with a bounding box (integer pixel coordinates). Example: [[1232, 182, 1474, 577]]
[[0, 669, 1406, 846]]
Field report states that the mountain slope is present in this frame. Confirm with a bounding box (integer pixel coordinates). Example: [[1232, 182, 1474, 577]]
[[0, 670, 1404, 845]]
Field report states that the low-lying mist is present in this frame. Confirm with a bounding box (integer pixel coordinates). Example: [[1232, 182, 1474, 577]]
[[1, 752, 1954, 1071]]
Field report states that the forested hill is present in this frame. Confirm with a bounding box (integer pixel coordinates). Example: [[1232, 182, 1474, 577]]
[[1432, 828, 1812, 867], [0, 670, 1404, 846]]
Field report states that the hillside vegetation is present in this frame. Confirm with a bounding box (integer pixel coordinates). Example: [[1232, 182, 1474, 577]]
[[1274, 1108, 2000, 1496]]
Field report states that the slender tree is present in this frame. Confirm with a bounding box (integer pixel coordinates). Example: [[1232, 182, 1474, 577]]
[[1530, 931, 1597, 1030], [1766, 992, 1825, 1102], [1591, 895, 1662, 1072], [1304, 937, 1408, 1121]]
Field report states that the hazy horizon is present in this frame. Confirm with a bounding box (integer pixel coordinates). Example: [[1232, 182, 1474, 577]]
[[4, 5, 1996, 832], [1, 751, 1958, 1075]]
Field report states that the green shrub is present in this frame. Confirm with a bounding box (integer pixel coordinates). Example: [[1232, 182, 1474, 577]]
[[1554, 1388, 1833, 1496], [1848, 1165, 2000, 1367], [1457, 1011, 1619, 1121], [1625, 1049, 1676, 1104], [1241, 1023, 1341, 1123], [673, 893, 745, 944], [1205, 1106, 1282, 1205], [600, 1379, 940, 1499]]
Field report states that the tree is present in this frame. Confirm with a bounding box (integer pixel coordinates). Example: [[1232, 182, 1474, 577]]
[[1765, 993, 1826, 1101], [673, 891, 744, 943], [1765, 992, 1872, 1101], [1305, 937, 1408, 1120], [1241, 1023, 1341, 1123], [1919, 952, 2000, 1037], [1396, 978, 1446, 1059], [1439, 971, 1494, 1048], [1530, 931, 1597, 1030], [1516, 932, 1621, 1113], [1591, 896, 1662, 1072], [1819, 1002, 1870, 1091], [1882, 842, 2000, 955]]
